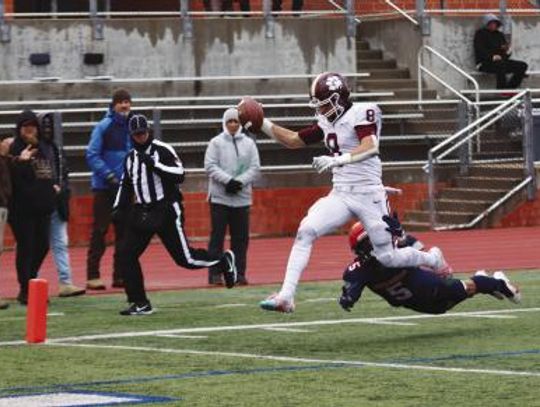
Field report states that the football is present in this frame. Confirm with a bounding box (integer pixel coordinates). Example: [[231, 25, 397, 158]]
[[237, 96, 264, 132]]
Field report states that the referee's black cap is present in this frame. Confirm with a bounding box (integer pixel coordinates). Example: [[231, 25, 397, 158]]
[[129, 114, 149, 136]]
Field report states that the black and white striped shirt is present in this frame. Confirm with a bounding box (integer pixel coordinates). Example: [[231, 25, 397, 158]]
[[114, 139, 185, 208]]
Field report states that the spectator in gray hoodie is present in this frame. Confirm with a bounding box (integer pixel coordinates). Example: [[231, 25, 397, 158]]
[[205, 108, 260, 285]]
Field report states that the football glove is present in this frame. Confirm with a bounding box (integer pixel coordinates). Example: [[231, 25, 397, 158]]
[[225, 179, 243, 194], [382, 211, 404, 238], [138, 153, 155, 169]]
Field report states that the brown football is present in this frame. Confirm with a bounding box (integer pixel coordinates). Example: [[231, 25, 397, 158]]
[[237, 96, 264, 132]]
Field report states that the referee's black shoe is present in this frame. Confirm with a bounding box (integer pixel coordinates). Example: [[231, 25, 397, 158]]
[[222, 250, 237, 289], [120, 302, 154, 316]]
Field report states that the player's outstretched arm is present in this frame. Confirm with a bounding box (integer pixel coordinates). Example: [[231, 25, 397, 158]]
[[261, 118, 306, 149]]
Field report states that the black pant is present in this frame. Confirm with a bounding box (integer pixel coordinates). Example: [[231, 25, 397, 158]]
[[9, 211, 50, 297], [86, 189, 125, 281], [272, 0, 304, 11], [203, 0, 250, 11], [120, 201, 224, 304], [208, 203, 250, 281], [479, 59, 528, 89]]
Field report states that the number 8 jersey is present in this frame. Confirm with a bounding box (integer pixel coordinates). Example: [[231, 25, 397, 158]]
[[299, 102, 383, 187]]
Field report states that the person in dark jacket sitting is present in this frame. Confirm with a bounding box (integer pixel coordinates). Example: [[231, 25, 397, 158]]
[[8, 110, 56, 304], [85, 89, 132, 290], [474, 14, 528, 89]]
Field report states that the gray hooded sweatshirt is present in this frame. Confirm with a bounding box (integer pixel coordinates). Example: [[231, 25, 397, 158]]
[[204, 108, 261, 207]]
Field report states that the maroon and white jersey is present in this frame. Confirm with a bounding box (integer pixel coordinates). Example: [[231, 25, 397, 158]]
[[299, 102, 383, 186]]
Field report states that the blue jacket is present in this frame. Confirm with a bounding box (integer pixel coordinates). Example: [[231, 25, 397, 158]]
[[86, 108, 132, 190]]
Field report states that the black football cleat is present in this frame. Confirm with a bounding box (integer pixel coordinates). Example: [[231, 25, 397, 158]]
[[119, 302, 154, 316], [222, 250, 237, 289]]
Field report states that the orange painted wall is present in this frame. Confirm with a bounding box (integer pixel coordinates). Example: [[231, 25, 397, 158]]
[[497, 190, 540, 228], [1, 183, 428, 248]]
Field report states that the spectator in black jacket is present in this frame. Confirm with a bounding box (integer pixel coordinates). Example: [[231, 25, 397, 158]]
[[8, 110, 56, 305], [474, 14, 528, 89], [38, 113, 85, 298]]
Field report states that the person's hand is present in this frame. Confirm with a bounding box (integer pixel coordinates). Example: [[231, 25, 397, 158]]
[[106, 173, 120, 187], [138, 153, 155, 169], [225, 179, 243, 194], [493, 54, 502, 62], [312, 155, 338, 173], [19, 145, 37, 161], [53, 184, 61, 194]]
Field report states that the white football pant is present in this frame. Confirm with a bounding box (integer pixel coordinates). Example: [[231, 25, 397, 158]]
[[279, 185, 440, 301]]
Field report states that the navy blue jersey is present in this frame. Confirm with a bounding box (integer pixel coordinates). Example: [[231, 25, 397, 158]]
[[341, 257, 467, 315]]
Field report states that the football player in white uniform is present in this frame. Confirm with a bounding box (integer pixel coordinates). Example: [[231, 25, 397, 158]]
[[259, 72, 450, 313]]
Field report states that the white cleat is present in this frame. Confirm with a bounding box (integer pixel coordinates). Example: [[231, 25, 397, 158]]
[[259, 293, 295, 313], [493, 271, 521, 304], [429, 246, 453, 278], [474, 270, 504, 300]]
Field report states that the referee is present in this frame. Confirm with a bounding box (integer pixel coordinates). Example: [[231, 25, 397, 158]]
[[114, 114, 237, 316]]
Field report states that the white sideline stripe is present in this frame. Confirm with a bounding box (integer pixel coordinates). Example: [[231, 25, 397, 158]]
[[0, 312, 64, 323], [214, 303, 248, 308], [361, 321, 418, 326], [458, 315, 517, 319], [155, 334, 209, 339], [302, 298, 337, 303], [0, 307, 538, 347], [262, 327, 313, 333], [46, 343, 540, 378]]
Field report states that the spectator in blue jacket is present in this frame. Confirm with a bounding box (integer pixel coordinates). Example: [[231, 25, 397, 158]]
[[85, 89, 132, 290]]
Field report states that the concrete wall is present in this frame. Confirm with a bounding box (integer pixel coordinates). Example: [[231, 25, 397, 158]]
[[424, 16, 540, 95], [358, 18, 423, 75], [0, 18, 354, 90]]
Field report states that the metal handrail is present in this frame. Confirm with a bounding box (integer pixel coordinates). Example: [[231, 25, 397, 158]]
[[384, 0, 419, 25], [3, 10, 346, 18], [0, 92, 394, 108], [425, 89, 533, 229], [418, 45, 480, 119], [426, 89, 528, 161], [0, 112, 425, 131], [433, 177, 533, 231], [0, 72, 369, 86], [68, 160, 430, 179]]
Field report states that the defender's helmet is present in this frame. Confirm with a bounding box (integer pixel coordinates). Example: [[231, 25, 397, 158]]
[[348, 222, 373, 263], [309, 72, 351, 123]]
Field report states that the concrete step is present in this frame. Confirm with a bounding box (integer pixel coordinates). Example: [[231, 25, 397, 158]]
[[366, 68, 410, 79], [356, 40, 370, 50], [438, 188, 507, 201], [357, 78, 419, 90], [392, 88, 437, 100], [468, 165, 525, 178], [473, 151, 523, 160], [356, 50, 383, 59], [425, 199, 492, 213], [357, 59, 397, 69], [383, 119, 457, 135], [453, 176, 523, 190], [407, 210, 477, 224]]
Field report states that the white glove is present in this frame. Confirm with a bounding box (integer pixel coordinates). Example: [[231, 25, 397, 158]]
[[312, 153, 351, 173]]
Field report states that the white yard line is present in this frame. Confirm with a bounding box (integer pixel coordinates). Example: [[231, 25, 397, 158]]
[[213, 304, 248, 308], [458, 315, 517, 319], [46, 343, 540, 378], [302, 298, 337, 303], [1, 307, 538, 347], [262, 327, 313, 333], [155, 334, 209, 339]]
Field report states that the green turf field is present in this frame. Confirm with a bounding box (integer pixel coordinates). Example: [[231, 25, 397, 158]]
[[0, 270, 539, 406]]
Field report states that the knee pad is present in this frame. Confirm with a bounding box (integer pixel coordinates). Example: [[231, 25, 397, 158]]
[[374, 250, 400, 268], [295, 222, 318, 246]]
